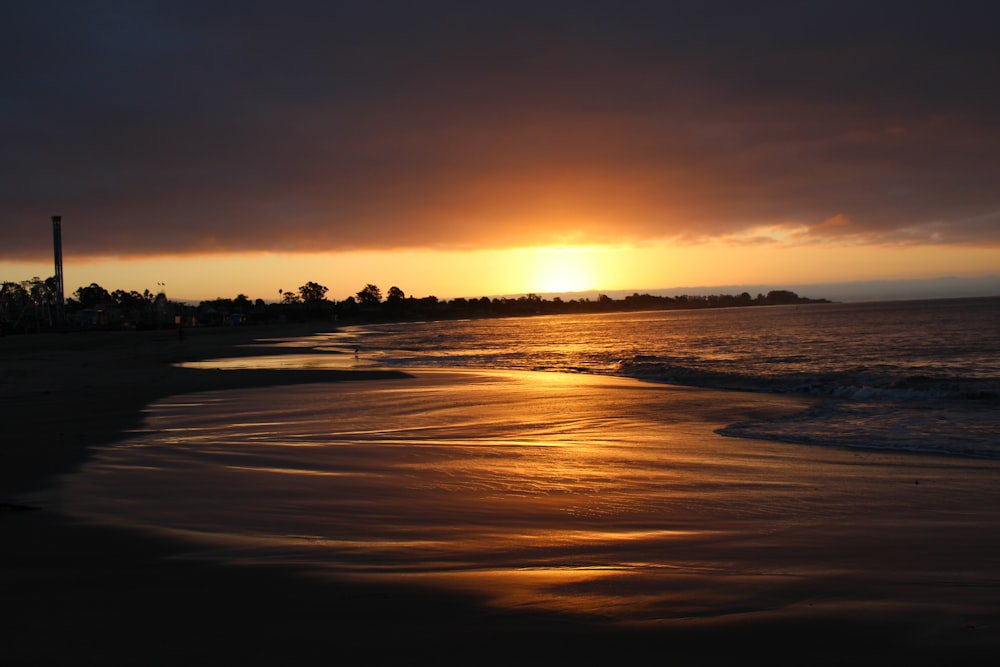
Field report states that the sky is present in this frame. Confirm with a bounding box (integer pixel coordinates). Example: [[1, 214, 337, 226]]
[[3, 0, 999, 303]]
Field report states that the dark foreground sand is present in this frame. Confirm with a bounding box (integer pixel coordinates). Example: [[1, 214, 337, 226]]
[[2, 324, 999, 666]]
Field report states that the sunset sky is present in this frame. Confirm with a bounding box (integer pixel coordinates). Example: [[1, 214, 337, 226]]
[[3, 1, 999, 303]]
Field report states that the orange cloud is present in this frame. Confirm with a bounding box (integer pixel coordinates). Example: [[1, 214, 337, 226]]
[[3, 1, 1000, 261]]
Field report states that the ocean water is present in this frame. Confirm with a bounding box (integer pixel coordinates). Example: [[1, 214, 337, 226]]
[[305, 297, 1000, 459], [52, 297, 1000, 624]]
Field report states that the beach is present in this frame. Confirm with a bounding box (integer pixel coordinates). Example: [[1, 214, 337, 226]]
[[3, 324, 1000, 666]]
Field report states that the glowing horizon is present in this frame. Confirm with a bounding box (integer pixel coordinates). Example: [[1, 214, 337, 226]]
[[3, 3, 999, 304], [3, 241, 998, 304]]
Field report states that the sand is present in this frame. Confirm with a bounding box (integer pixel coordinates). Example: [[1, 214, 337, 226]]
[[3, 324, 1000, 666]]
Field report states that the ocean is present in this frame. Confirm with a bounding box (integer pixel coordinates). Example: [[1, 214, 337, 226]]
[[52, 296, 1000, 623], [311, 296, 1000, 459]]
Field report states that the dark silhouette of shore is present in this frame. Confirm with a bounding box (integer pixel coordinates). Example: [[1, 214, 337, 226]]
[[2, 273, 830, 334]]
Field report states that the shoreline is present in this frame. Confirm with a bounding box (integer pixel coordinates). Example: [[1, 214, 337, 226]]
[[0, 323, 408, 497], [3, 325, 1000, 665]]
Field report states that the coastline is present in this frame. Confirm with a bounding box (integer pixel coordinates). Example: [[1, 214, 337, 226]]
[[3, 325, 1000, 665], [0, 323, 408, 498]]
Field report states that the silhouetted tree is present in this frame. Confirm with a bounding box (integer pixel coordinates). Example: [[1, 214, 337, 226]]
[[386, 286, 405, 302], [764, 290, 798, 305], [233, 294, 253, 314], [28, 277, 56, 305], [298, 281, 328, 304], [0, 282, 28, 322], [75, 283, 111, 309], [111, 289, 147, 309], [356, 284, 382, 305]]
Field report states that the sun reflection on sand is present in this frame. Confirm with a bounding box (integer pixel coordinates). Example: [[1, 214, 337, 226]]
[[179, 353, 372, 370], [53, 368, 1000, 624]]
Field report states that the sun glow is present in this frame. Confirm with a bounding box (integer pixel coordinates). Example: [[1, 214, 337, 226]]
[[525, 247, 600, 294], [4, 241, 997, 304]]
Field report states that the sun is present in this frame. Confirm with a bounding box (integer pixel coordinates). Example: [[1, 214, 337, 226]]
[[526, 247, 598, 294]]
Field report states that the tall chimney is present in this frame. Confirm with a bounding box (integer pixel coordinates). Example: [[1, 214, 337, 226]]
[[52, 215, 65, 320]]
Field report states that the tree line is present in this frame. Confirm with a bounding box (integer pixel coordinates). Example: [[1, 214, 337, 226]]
[[1, 273, 830, 335]]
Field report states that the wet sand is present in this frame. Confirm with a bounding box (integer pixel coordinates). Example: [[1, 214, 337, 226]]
[[3, 325, 1000, 665]]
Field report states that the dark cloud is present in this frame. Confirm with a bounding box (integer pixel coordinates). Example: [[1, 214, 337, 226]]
[[3, 0, 999, 260]]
